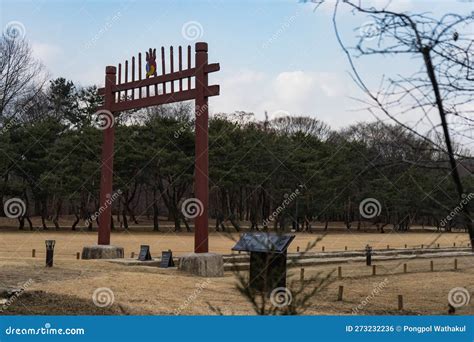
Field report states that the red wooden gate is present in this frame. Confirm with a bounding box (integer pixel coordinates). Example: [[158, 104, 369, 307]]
[[96, 42, 219, 253]]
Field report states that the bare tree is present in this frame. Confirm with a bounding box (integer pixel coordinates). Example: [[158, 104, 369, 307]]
[[324, 0, 474, 248], [0, 35, 47, 122]]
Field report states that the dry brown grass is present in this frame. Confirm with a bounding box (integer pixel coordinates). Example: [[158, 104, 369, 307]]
[[0, 230, 469, 259], [0, 255, 472, 315], [0, 231, 472, 315]]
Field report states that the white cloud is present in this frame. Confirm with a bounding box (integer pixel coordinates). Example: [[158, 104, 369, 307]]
[[31, 42, 63, 66], [211, 68, 361, 129]]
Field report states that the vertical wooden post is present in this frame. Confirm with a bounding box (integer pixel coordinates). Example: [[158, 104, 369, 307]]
[[338, 266, 342, 278], [194, 42, 209, 253], [32, 249, 35, 258], [98, 66, 116, 245], [387, 244, 389, 250], [344, 246, 347, 251], [300, 268, 305, 282], [453, 242, 456, 247], [404, 244, 407, 248], [403, 263, 407, 273], [76, 252, 80, 260], [322, 246, 325, 252], [296, 246, 300, 252], [398, 295, 403, 310], [337, 285, 344, 301], [131, 251, 135, 258], [430, 260, 434, 271], [454, 258, 458, 270], [372, 265, 376, 275]]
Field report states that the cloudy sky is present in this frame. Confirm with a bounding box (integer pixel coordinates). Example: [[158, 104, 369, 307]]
[[1, 0, 472, 130]]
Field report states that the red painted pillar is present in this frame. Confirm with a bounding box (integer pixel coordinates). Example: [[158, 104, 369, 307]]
[[194, 42, 209, 253], [98, 66, 116, 245]]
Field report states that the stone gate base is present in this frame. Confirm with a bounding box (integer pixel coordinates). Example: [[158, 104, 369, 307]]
[[82, 245, 124, 259], [178, 253, 224, 277]]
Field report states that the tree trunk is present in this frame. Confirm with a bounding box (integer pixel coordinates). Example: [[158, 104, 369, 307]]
[[422, 47, 474, 250]]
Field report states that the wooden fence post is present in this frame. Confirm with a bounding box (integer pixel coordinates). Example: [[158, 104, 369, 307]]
[[430, 260, 434, 272], [131, 251, 135, 258], [338, 266, 342, 278], [337, 286, 344, 301], [403, 263, 407, 273], [32, 249, 36, 258], [454, 258, 458, 270], [372, 265, 376, 276], [398, 295, 403, 310], [300, 268, 305, 282], [76, 252, 80, 260]]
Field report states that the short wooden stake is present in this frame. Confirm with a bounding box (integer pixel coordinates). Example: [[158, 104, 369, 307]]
[[337, 285, 344, 301], [398, 295, 403, 310], [322, 246, 325, 252], [430, 260, 434, 272], [32, 249, 36, 258], [372, 265, 376, 276], [76, 252, 80, 260], [344, 246, 347, 251], [437, 243, 440, 248], [297, 246, 300, 252], [387, 244, 389, 250], [403, 263, 407, 273], [300, 268, 305, 282], [453, 242, 456, 247], [421, 244, 423, 248], [338, 266, 342, 278], [454, 258, 458, 270], [131, 251, 135, 258], [404, 244, 407, 248]]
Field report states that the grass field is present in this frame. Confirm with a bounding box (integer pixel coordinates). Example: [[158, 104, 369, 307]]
[[0, 254, 472, 315], [0, 229, 470, 259], [0, 230, 472, 315]]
